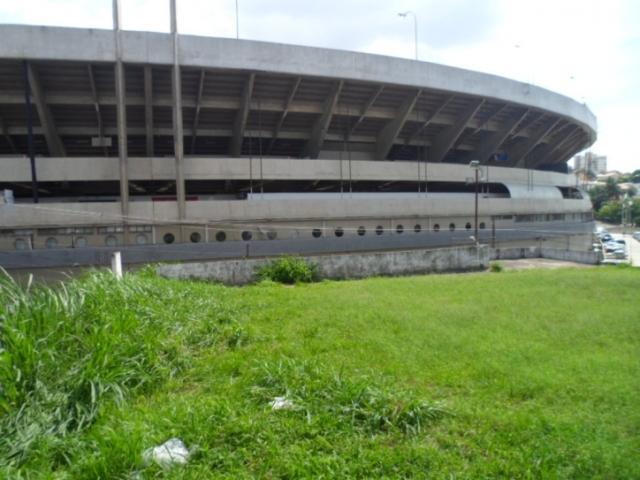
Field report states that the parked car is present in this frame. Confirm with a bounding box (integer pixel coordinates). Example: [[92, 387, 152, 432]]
[[615, 239, 626, 246], [600, 233, 613, 242], [633, 231, 640, 241], [604, 242, 621, 253], [613, 249, 627, 259]]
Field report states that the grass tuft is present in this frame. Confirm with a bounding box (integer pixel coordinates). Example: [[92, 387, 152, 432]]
[[256, 256, 319, 284], [251, 358, 449, 435]]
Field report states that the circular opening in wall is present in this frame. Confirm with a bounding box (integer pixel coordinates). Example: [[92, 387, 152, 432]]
[[312, 228, 322, 238], [45, 237, 58, 249], [190, 232, 202, 243], [465, 222, 472, 231], [267, 231, 277, 240], [396, 224, 404, 234], [216, 231, 226, 242], [449, 223, 456, 232], [376, 225, 384, 235], [414, 224, 422, 233], [105, 235, 117, 247], [357, 226, 366, 236], [75, 237, 87, 248], [163, 233, 175, 244], [136, 233, 148, 245], [334, 227, 344, 238], [433, 224, 440, 232], [14, 238, 27, 250], [480, 222, 486, 230], [241, 231, 252, 241]]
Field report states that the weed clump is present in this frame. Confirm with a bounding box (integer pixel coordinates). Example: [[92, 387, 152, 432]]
[[256, 256, 319, 284], [490, 262, 504, 272], [251, 358, 449, 435]]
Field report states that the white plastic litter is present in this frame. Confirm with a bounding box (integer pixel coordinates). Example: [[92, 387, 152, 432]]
[[270, 396, 295, 410], [142, 438, 190, 469]]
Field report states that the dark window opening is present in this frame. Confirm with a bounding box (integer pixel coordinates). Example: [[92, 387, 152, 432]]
[[414, 224, 422, 233], [465, 222, 472, 231], [449, 223, 455, 232], [335, 227, 344, 238], [215, 231, 226, 242], [375, 225, 384, 235], [480, 222, 486, 230], [433, 224, 440, 232], [312, 228, 322, 238], [163, 233, 175, 244], [396, 224, 404, 234], [190, 232, 201, 243], [357, 226, 366, 236], [241, 231, 252, 241]]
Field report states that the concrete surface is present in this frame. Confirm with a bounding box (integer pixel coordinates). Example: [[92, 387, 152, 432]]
[[0, 24, 597, 137]]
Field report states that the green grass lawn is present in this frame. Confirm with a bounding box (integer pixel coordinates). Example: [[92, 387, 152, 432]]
[[1, 266, 639, 478]]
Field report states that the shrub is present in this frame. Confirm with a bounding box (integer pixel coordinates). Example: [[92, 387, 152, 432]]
[[256, 256, 319, 284], [490, 262, 504, 272]]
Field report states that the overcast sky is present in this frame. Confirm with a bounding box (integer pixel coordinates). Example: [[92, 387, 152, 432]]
[[1, 0, 639, 172]]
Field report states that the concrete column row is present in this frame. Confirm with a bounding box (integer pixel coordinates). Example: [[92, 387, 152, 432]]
[[112, 0, 186, 229]]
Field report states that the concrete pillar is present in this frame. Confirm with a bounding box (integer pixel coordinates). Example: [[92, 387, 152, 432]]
[[170, 0, 186, 228], [113, 0, 129, 220]]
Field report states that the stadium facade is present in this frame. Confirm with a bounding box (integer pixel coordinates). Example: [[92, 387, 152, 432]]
[[0, 5, 597, 268]]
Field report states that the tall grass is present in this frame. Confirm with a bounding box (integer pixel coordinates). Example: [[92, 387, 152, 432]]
[[0, 269, 245, 470]]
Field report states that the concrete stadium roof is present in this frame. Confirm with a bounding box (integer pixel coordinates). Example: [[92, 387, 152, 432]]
[[0, 24, 596, 169]]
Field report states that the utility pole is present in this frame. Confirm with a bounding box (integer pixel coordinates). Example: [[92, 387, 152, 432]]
[[470, 160, 481, 242], [398, 11, 418, 60]]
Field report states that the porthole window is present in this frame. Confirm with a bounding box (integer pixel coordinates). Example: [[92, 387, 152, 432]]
[[414, 224, 422, 233], [312, 228, 322, 238], [433, 224, 440, 232], [465, 222, 472, 231], [45, 237, 58, 249], [190, 232, 202, 243], [136, 233, 148, 245], [267, 231, 277, 240], [375, 225, 384, 236], [396, 224, 404, 234], [449, 223, 456, 232], [334, 227, 344, 238], [105, 235, 118, 247], [241, 231, 252, 241], [357, 226, 366, 236], [480, 222, 486, 230], [14, 238, 27, 250], [75, 237, 87, 248], [216, 231, 226, 242], [163, 233, 175, 244]]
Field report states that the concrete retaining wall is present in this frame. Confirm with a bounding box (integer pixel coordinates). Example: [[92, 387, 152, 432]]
[[491, 246, 601, 264], [157, 245, 490, 284]]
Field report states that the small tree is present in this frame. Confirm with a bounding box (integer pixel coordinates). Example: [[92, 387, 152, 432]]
[[597, 201, 622, 224]]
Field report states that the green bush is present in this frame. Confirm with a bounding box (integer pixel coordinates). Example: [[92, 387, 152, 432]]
[[256, 256, 319, 284], [490, 262, 504, 272]]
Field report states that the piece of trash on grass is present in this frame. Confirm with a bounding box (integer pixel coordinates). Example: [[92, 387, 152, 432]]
[[270, 396, 295, 410], [142, 438, 190, 469]]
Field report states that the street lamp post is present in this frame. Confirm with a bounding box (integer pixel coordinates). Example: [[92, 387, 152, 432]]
[[470, 160, 481, 242], [398, 11, 418, 60], [235, 0, 239, 39]]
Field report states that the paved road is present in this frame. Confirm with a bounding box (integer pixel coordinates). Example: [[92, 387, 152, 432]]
[[624, 233, 640, 267]]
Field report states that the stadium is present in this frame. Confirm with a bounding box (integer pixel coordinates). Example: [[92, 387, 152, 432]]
[[0, 9, 597, 268]]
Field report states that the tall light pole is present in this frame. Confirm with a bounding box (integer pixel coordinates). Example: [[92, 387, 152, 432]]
[[470, 160, 481, 242], [235, 0, 239, 39], [398, 11, 418, 60]]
